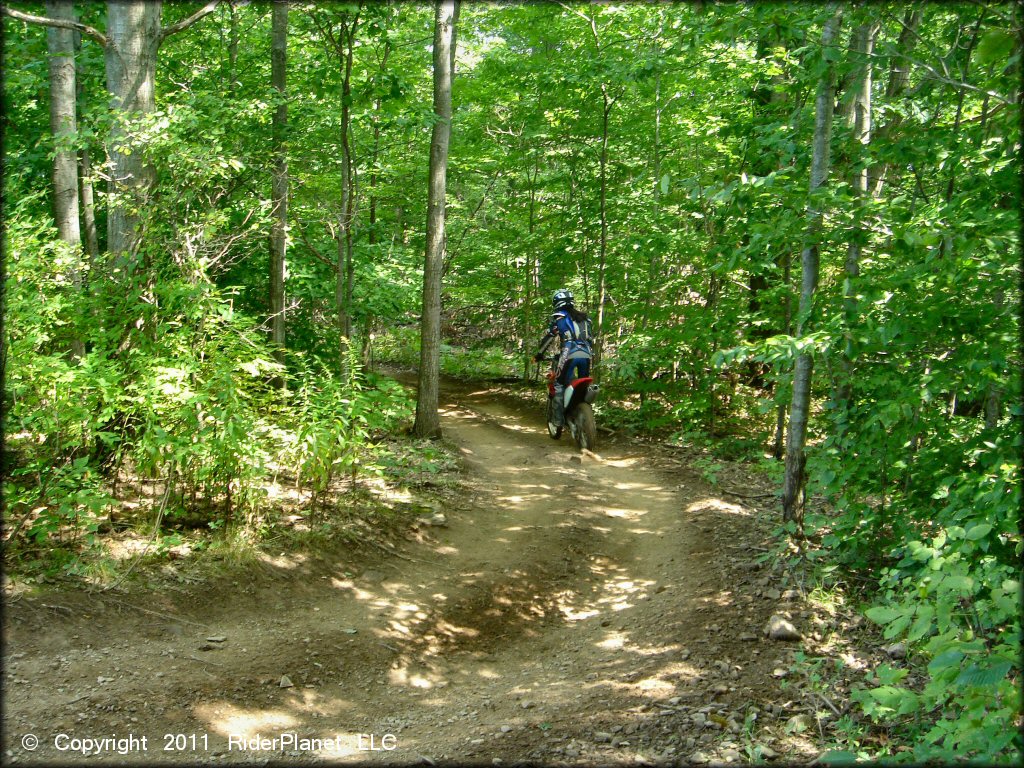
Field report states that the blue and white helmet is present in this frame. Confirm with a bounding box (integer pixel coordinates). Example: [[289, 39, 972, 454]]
[[552, 289, 574, 311]]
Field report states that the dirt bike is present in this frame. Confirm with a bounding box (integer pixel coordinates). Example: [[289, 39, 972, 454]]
[[543, 356, 598, 451]]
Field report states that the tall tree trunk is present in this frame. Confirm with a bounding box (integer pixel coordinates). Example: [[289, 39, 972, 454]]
[[869, 9, 922, 197], [640, 62, 667, 405], [837, 19, 879, 407], [46, 0, 85, 359], [413, 0, 458, 439], [104, 0, 160, 263], [938, 10, 986, 260], [78, 149, 99, 261], [227, 0, 239, 95], [594, 85, 611, 382], [5, 0, 219, 266], [782, 7, 843, 529], [368, 40, 390, 247], [520, 157, 539, 382], [75, 25, 100, 263], [269, 0, 288, 379], [333, 11, 359, 353]]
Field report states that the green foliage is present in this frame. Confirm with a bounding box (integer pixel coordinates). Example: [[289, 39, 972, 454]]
[[3, 200, 416, 571], [286, 349, 414, 520], [3, 5, 1021, 757]]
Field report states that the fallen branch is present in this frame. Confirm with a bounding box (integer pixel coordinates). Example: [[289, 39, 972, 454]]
[[720, 487, 777, 500], [101, 597, 210, 629], [362, 537, 434, 565], [188, 654, 223, 666], [99, 477, 173, 593], [41, 603, 74, 615]]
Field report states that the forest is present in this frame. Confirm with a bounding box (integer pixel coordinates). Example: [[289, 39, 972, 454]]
[[2, 0, 1021, 764]]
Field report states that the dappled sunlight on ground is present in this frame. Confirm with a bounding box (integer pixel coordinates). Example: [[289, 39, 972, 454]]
[[686, 497, 753, 517], [3, 376, 834, 766], [257, 551, 307, 569], [194, 702, 299, 740]]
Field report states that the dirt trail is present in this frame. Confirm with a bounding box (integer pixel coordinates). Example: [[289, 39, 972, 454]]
[[3, 381, 801, 765]]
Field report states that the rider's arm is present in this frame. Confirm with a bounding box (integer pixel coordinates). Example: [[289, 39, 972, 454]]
[[533, 315, 561, 361], [534, 330, 556, 361]]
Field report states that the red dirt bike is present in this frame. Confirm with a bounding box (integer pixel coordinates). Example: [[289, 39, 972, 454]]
[[543, 357, 598, 451]]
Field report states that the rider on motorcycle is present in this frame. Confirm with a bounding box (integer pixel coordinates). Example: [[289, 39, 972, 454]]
[[533, 289, 593, 428]]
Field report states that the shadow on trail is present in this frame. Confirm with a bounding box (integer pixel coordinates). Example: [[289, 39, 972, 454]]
[[178, 383, 778, 762]]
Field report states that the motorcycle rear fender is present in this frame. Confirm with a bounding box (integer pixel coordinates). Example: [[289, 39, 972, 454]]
[[563, 377, 593, 411]]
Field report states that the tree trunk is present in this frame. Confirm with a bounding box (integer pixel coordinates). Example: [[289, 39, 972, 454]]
[[938, 10, 986, 260], [772, 247, 793, 460], [413, 0, 458, 439], [640, 63, 666, 405], [104, 0, 160, 262], [837, 19, 879, 407], [334, 12, 359, 353], [79, 149, 99, 261], [521, 157, 539, 382], [869, 9, 922, 197], [594, 85, 611, 382], [46, 0, 85, 359], [8, 0, 218, 266], [227, 1, 239, 95], [368, 40, 390, 247], [75, 26, 100, 263], [269, 0, 288, 379], [782, 7, 843, 528]]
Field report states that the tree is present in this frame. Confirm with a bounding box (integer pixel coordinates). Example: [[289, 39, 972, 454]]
[[269, 0, 288, 374], [3, 1, 220, 260], [414, 0, 459, 439], [44, 0, 85, 359], [781, 6, 843, 529], [836, 16, 879, 409]]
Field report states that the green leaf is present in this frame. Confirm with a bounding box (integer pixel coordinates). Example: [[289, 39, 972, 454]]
[[976, 29, 1016, 67], [865, 605, 901, 624], [817, 751, 859, 764], [965, 523, 993, 540], [908, 604, 935, 641], [927, 649, 964, 674], [954, 661, 1013, 688]]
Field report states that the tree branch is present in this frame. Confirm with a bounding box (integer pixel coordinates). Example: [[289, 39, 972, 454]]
[[869, 49, 1016, 105], [2, 6, 107, 46], [445, 167, 500, 274], [294, 219, 339, 273], [158, 0, 221, 46]]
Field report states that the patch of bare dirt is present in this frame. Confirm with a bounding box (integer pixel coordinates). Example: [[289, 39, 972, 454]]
[[3, 377, 836, 766]]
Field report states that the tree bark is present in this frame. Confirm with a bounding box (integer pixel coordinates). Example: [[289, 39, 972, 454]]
[[520, 156, 539, 382], [79, 149, 99, 261], [104, 0, 160, 262], [594, 84, 611, 381], [330, 9, 359, 352], [227, 1, 239, 95], [46, 0, 85, 359], [75, 27, 100, 263], [269, 0, 288, 378], [869, 9, 922, 197], [837, 19, 879, 407], [414, 0, 458, 439], [9, 0, 219, 264], [782, 7, 843, 528]]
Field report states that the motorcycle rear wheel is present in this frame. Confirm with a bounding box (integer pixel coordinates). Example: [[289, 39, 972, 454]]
[[573, 403, 597, 451]]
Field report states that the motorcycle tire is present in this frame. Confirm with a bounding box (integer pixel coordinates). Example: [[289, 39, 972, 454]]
[[573, 403, 597, 451], [546, 397, 562, 439]]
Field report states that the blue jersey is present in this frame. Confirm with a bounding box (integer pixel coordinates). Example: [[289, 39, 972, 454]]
[[536, 310, 593, 360]]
